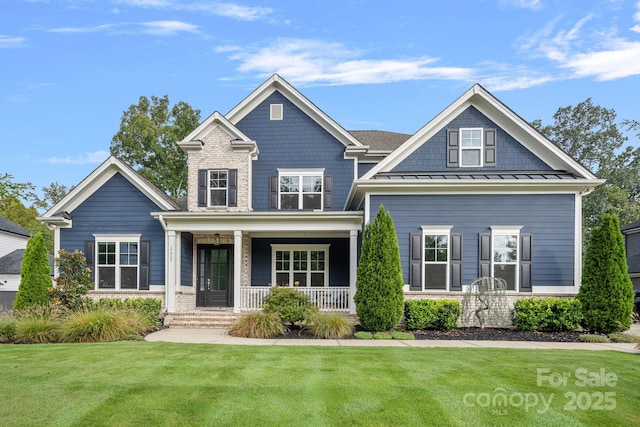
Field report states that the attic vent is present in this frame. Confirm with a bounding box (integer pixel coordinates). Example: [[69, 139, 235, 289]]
[[270, 104, 283, 120]]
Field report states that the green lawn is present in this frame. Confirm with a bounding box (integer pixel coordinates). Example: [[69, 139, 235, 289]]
[[1, 343, 638, 427]]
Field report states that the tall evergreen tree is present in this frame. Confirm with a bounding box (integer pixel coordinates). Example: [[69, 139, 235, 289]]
[[13, 232, 52, 310], [577, 214, 634, 333], [354, 205, 404, 331]]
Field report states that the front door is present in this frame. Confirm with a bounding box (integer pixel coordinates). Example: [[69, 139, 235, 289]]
[[197, 245, 233, 307]]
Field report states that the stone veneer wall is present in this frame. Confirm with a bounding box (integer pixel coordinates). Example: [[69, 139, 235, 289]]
[[187, 126, 252, 212]]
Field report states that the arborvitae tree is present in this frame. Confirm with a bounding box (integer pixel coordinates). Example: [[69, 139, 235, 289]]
[[577, 214, 634, 333], [13, 232, 52, 310], [354, 205, 404, 331]]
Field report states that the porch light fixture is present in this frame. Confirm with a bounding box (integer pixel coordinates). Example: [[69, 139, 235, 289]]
[[214, 233, 220, 246]]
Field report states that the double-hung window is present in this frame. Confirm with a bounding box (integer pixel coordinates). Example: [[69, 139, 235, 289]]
[[208, 170, 228, 206], [460, 128, 483, 167], [272, 244, 329, 287], [491, 227, 520, 291], [95, 235, 140, 290], [278, 170, 323, 210], [422, 226, 452, 290]]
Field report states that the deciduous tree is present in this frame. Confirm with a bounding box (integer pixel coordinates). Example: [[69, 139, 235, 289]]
[[110, 95, 200, 198]]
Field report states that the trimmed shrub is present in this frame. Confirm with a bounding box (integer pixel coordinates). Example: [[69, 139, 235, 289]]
[[405, 299, 461, 331], [0, 316, 16, 343], [578, 214, 634, 333], [229, 311, 285, 339], [48, 249, 92, 310], [373, 332, 392, 340], [354, 205, 404, 332], [307, 313, 354, 339], [14, 232, 52, 310], [14, 303, 64, 343], [579, 334, 609, 343], [512, 297, 582, 332], [354, 331, 373, 340], [391, 331, 415, 340], [263, 287, 319, 327], [62, 307, 146, 343]]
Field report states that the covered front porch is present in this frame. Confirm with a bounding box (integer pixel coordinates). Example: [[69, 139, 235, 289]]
[[153, 211, 363, 314]]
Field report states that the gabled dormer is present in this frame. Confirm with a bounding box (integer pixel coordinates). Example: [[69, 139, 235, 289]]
[[179, 112, 258, 212]]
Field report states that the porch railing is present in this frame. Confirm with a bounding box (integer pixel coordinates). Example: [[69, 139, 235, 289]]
[[241, 287, 351, 312]]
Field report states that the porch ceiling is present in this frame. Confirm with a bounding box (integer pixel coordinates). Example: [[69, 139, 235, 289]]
[[151, 211, 363, 233]]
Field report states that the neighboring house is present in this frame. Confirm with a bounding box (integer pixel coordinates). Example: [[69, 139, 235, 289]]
[[621, 220, 640, 293], [0, 216, 30, 310], [39, 75, 603, 317]]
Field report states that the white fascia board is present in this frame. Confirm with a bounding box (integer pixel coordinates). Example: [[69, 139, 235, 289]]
[[41, 157, 177, 220], [179, 112, 254, 152], [224, 74, 363, 148], [150, 211, 364, 233], [346, 178, 605, 211]]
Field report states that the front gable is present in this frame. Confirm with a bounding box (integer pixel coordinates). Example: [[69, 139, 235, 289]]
[[391, 106, 551, 173]]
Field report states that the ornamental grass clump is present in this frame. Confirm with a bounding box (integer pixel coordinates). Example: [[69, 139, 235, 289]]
[[307, 312, 354, 339], [0, 315, 16, 343], [229, 311, 285, 339], [14, 303, 64, 344], [62, 307, 146, 343]]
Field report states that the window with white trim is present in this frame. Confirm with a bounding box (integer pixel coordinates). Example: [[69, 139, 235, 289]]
[[272, 244, 329, 287], [422, 226, 452, 290], [460, 128, 483, 167], [208, 169, 228, 206], [95, 236, 140, 290], [492, 228, 520, 291], [279, 170, 323, 210]]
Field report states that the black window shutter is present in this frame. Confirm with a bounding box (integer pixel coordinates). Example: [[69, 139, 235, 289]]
[[228, 169, 238, 207], [323, 175, 333, 211], [520, 233, 532, 292], [269, 175, 278, 210], [479, 233, 491, 278], [198, 169, 207, 207], [139, 241, 150, 290], [84, 240, 95, 282], [409, 233, 422, 291], [484, 128, 496, 167], [450, 233, 463, 291], [447, 129, 459, 167]]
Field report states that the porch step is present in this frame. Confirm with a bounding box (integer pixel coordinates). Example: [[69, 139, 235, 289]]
[[164, 311, 240, 329]]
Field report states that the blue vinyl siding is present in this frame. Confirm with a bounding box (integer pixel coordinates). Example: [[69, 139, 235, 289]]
[[370, 194, 575, 288], [181, 232, 193, 286], [392, 106, 551, 172], [59, 173, 166, 286], [251, 238, 350, 286], [235, 91, 355, 212]]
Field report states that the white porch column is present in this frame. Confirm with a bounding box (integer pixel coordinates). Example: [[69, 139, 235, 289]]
[[349, 229, 358, 314], [233, 230, 242, 313], [165, 230, 177, 313]]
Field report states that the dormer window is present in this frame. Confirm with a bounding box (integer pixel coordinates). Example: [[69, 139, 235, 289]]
[[208, 170, 228, 206], [197, 169, 238, 208]]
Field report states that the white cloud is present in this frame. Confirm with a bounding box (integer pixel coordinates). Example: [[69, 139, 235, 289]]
[[141, 21, 199, 35], [0, 35, 26, 48], [44, 151, 110, 165], [48, 24, 115, 34], [519, 14, 640, 80], [115, 0, 272, 21], [222, 38, 475, 86], [500, 0, 542, 10]]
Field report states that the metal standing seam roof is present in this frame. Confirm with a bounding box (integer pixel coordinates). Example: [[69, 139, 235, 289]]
[[371, 171, 582, 180]]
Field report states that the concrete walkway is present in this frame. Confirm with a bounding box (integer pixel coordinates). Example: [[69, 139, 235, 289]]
[[145, 326, 640, 353]]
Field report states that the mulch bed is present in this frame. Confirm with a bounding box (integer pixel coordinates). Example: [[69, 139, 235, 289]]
[[282, 326, 582, 342]]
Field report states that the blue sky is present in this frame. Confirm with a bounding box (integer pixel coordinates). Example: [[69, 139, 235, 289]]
[[2, 0, 639, 202]]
